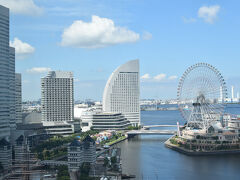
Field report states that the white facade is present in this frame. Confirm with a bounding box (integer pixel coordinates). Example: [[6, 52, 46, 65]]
[[74, 104, 103, 132], [92, 113, 130, 130], [15, 73, 22, 124], [41, 71, 74, 136], [103, 60, 140, 126], [231, 86, 234, 101], [41, 71, 74, 122]]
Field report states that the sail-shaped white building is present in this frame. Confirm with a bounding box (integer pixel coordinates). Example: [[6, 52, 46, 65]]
[[102, 59, 140, 126]]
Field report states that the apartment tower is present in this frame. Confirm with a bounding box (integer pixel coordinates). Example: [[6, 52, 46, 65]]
[[41, 71, 74, 135]]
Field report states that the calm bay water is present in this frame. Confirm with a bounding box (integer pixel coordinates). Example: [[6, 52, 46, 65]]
[[115, 104, 240, 180]]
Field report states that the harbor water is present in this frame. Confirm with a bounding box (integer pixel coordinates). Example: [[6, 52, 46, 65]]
[[115, 104, 240, 180]]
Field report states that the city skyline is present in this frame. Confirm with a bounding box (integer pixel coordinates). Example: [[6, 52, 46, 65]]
[[2, 0, 240, 100]]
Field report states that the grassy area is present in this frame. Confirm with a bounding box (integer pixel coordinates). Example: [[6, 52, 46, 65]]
[[169, 137, 180, 146], [106, 136, 127, 146], [127, 125, 141, 130]]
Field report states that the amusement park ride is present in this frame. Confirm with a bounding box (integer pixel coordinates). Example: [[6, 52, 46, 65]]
[[166, 63, 240, 154]]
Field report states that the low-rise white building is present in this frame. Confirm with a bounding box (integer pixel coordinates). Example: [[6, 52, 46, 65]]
[[92, 113, 130, 130]]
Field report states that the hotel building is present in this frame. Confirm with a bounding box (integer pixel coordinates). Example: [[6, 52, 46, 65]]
[[102, 60, 140, 126], [41, 71, 75, 135]]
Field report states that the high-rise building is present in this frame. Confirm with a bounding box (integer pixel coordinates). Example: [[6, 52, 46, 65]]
[[102, 59, 140, 126], [9, 47, 16, 133], [15, 73, 22, 124], [41, 71, 74, 122], [41, 71, 75, 135], [0, 5, 16, 171], [232, 86, 234, 101], [219, 86, 223, 103], [0, 5, 10, 141]]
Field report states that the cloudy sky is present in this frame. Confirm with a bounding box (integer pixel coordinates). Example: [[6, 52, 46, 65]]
[[2, 0, 240, 101]]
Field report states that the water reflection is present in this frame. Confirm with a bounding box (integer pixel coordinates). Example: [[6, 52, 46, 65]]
[[115, 109, 240, 180]]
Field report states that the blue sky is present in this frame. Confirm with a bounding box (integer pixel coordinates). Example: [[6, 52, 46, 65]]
[[1, 0, 240, 101]]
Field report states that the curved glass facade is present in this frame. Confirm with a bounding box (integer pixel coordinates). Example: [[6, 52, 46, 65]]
[[102, 60, 140, 126]]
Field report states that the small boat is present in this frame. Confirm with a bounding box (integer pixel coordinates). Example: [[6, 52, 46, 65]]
[[121, 174, 136, 179]]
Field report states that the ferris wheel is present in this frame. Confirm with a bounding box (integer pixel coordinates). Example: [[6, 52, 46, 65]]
[[177, 63, 228, 129]]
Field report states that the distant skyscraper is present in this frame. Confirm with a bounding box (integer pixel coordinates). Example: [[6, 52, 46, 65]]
[[9, 47, 16, 132], [232, 86, 234, 101], [219, 86, 223, 102], [103, 59, 140, 126], [41, 71, 74, 123], [15, 73, 22, 124]]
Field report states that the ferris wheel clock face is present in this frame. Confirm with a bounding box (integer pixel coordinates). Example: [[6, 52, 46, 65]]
[[177, 63, 228, 129]]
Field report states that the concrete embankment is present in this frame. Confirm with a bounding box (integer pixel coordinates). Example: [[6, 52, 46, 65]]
[[165, 138, 240, 156]]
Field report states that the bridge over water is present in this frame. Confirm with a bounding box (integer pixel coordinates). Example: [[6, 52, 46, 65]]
[[127, 129, 176, 136], [127, 124, 180, 136], [143, 124, 182, 129]]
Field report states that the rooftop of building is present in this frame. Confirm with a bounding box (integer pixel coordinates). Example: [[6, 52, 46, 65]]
[[0, 4, 9, 16], [69, 135, 95, 147], [69, 139, 82, 147], [0, 138, 10, 147], [43, 71, 73, 79], [83, 135, 95, 143], [16, 135, 24, 143], [94, 112, 122, 116]]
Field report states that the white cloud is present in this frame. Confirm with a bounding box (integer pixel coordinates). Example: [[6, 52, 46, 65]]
[[154, 74, 167, 81], [141, 73, 178, 82], [141, 73, 150, 79], [27, 67, 51, 73], [182, 17, 197, 23], [168, 75, 178, 80], [198, 5, 220, 23], [61, 15, 140, 48], [0, 0, 43, 16], [142, 31, 152, 40], [10, 38, 35, 59]]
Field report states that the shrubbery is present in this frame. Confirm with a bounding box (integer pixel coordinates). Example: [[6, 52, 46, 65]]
[[57, 165, 70, 180], [33, 130, 100, 160]]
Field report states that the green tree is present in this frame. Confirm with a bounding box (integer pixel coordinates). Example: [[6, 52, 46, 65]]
[[80, 162, 91, 176], [57, 165, 70, 180], [111, 156, 117, 164], [0, 162, 3, 172], [104, 157, 109, 167]]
